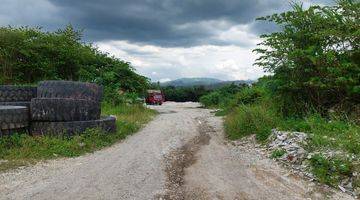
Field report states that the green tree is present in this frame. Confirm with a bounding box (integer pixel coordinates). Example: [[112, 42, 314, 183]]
[[0, 25, 149, 103], [254, 0, 360, 116], [161, 86, 209, 102]]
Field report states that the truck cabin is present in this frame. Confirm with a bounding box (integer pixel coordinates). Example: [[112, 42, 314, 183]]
[[146, 90, 164, 105]]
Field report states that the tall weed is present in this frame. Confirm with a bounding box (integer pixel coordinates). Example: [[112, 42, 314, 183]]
[[225, 104, 279, 141]]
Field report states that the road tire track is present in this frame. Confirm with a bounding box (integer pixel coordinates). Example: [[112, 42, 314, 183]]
[[159, 118, 213, 200]]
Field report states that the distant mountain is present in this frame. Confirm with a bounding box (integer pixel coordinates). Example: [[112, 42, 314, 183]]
[[160, 77, 223, 87], [159, 77, 254, 88], [206, 79, 254, 90]]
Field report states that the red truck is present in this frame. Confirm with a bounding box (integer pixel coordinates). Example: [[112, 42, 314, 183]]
[[146, 90, 165, 105]]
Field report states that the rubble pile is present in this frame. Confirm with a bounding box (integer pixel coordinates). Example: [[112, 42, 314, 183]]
[[268, 129, 308, 165], [266, 129, 359, 197]]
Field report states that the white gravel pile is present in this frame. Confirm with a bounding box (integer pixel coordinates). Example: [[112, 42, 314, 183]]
[[268, 129, 308, 164], [267, 129, 359, 197]]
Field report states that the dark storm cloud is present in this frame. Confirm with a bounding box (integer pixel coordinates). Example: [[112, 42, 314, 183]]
[[47, 0, 287, 46], [1, 0, 331, 47]]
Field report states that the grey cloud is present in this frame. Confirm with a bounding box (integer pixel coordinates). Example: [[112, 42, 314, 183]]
[[137, 65, 183, 82], [1, 0, 331, 47], [249, 21, 281, 35], [0, 0, 65, 30]]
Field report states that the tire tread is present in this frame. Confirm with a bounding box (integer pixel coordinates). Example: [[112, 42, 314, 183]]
[[37, 81, 103, 102], [30, 116, 116, 137], [30, 98, 101, 122]]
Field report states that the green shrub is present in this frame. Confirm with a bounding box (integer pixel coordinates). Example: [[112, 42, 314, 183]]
[[254, 0, 360, 116], [199, 91, 222, 107], [0, 25, 149, 104], [199, 83, 247, 108], [224, 104, 279, 141], [162, 85, 209, 102], [310, 154, 352, 186], [233, 86, 266, 105], [270, 149, 286, 159]]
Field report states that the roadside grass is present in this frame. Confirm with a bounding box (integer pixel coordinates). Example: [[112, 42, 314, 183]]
[[270, 149, 286, 159], [309, 154, 353, 186], [224, 102, 360, 186], [225, 104, 360, 155], [279, 115, 360, 155], [0, 103, 156, 171], [224, 104, 280, 141]]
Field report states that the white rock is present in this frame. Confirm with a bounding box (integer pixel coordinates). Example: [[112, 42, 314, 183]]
[[338, 185, 347, 193]]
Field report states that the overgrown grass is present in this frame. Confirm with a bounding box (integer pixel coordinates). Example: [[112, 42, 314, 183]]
[[223, 100, 360, 187], [224, 104, 279, 141], [0, 103, 156, 171], [309, 154, 353, 186], [225, 104, 360, 153], [270, 149, 286, 159], [279, 116, 360, 155]]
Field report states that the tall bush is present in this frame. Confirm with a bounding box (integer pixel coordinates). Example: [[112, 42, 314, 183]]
[[0, 25, 149, 102], [162, 86, 209, 102], [225, 104, 279, 141], [199, 83, 246, 107], [254, 0, 360, 116]]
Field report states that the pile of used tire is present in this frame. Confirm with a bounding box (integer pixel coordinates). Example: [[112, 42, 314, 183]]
[[0, 85, 37, 108], [0, 81, 116, 137], [0, 86, 37, 136]]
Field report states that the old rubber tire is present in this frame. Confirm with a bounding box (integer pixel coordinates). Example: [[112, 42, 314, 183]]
[[37, 81, 103, 102], [31, 98, 101, 122], [0, 86, 37, 102], [0, 106, 29, 130], [30, 116, 116, 137], [0, 128, 28, 137], [0, 101, 30, 109]]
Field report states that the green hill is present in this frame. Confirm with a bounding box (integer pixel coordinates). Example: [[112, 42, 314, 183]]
[[160, 77, 254, 88], [160, 78, 223, 87]]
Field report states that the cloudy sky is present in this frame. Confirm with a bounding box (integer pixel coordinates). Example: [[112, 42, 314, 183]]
[[0, 0, 331, 82]]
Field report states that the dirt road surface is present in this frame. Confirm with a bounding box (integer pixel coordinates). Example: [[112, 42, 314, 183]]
[[0, 102, 353, 200]]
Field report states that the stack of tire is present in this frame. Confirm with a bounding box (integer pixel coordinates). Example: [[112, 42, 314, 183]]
[[30, 81, 116, 137], [0, 86, 36, 136], [0, 85, 37, 109]]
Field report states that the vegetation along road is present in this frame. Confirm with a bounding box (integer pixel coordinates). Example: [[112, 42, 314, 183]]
[[0, 102, 353, 200]]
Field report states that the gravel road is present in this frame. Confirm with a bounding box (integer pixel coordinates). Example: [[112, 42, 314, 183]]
[[0, 102, 353, 200]]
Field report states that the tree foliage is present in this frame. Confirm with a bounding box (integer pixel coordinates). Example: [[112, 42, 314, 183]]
[[199, 83, 247, 107], [0, 25, 149, 102], [254, 0, 360, 116], [161, 85, 209, 102]]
